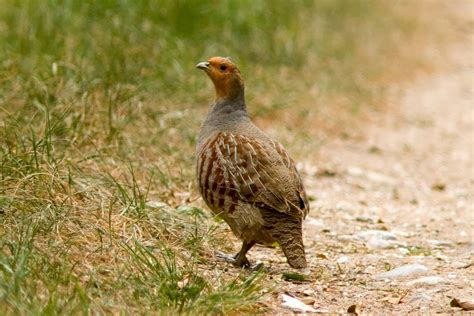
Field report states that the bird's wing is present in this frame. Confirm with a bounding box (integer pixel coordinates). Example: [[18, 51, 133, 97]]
[[198, 132, 308, 218], [269, 139, 310, 218]]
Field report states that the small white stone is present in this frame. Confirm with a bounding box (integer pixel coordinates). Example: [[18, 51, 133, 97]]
[[281, 294, 317, 313], [406, 276, 446, 286], [337, 235, 354, 241], [374, 264, 429, 280], [399, 248, 410, 255], [354, 230, 398, 241], [367, 238, 401, 249], [147, 201, 173, 211], [409, 293, 432, 303], [337, 256, 351, 264], [428, 239, 454, 247], [304, 217, 325, 228]]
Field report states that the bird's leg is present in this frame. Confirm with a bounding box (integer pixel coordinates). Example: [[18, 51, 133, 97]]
[[216, 240, 261, 269], [233, 240, 255, 267]]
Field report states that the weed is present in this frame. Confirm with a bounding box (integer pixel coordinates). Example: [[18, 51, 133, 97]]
[[406, 246, 432, 257]]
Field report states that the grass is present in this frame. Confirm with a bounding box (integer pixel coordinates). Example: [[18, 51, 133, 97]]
[[0, 0, 445, 314]]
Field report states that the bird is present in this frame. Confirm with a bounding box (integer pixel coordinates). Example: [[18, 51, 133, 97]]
[[195, 56, 309, 269]]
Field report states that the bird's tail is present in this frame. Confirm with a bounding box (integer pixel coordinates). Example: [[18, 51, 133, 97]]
[[279, 226, 307, 269], [262, 209, 307, 269]]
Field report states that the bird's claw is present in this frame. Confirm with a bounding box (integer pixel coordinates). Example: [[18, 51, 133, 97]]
[[248, 262, 264, 271], [215, 251, 237, 264]]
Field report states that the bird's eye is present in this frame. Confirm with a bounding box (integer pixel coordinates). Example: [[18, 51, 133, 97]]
[[219, 65, 227, 71]]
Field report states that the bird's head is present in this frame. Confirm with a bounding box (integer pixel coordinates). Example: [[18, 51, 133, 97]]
[[196, 57, 245, 102]]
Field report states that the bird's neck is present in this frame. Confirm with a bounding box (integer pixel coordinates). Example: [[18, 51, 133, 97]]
[[199, 73, 249, 143], [215, 87, 245, 104], [198, 97, 249, 150], [209, 96, 248, 119], [211, 76, 247, 117], [212, 72, 246, 105]]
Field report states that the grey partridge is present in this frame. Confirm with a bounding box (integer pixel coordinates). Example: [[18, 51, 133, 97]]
[[195, 57, 309, 269]]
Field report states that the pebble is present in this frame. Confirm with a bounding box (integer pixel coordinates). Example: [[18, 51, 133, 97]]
[[374, 263, 429, 280], [147, 201, 172, 210], [300, 297, 316, 305], [355, 215, 374, 223], [353, 230, 403, 249], [354, 230, 398, 241], [406, 276, 446, 286], [338, 235, 354, 242], [303, 289, 316, 296], [409, 293, 432, 303], [337, 256, 351, 264], [314, 308, 330, 313], [392, 230, 413, 237], [464, 245, 474, 255], [281, 294, 317, 313], [435, 254, 450, 261], [452, 262, 473, 269], [367, 238, 400, 249], [304, 217, 325, 229], [428, 239, 454, 247], [399, 248, 410, 255], [347, 166, 395, 184]]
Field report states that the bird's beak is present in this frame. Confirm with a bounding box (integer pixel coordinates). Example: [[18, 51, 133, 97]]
[[196, 61, 210, 70]]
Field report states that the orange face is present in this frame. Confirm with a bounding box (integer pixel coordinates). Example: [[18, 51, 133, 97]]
[[196, 57, 244, 101]]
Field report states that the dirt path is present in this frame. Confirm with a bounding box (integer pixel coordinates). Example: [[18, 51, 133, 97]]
[[252, 3, 473, 314]]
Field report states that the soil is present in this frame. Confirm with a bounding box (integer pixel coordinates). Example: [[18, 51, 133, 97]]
[[218, 2, 473, 314]]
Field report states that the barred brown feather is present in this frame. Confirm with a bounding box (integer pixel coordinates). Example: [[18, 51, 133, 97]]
[[198, 132, 307, 216]]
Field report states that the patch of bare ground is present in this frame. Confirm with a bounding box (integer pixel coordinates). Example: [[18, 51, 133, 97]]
[[215, 1, 473, 314]]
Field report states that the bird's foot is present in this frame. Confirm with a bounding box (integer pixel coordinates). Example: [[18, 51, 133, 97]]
[[215, 251, 240, 264], [215, 250, 263, 271], [248, 262, 264, 271]]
